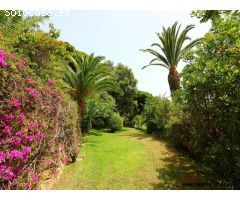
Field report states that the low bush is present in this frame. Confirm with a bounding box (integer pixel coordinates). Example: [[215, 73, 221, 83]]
[[133, 115, 145, 130], [143, 96, 171, 137], [107, 113, 123, 133], [82, 92, 116, 133]]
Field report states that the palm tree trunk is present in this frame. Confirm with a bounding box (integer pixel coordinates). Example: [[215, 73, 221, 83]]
[[168, 67, 180, 96], [79, 101, 88, 136]]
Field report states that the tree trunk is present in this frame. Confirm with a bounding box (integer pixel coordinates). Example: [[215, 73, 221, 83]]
[[168, 67, 180, 96]]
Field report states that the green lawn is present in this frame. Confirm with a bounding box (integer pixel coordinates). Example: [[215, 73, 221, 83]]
[[53, 128, 213, 190]]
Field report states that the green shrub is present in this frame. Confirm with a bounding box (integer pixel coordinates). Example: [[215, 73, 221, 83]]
[[143, 96, 171, 137], [107, 113, 123, 132], [179, 11, 240, 187], [133, 115, 145, 130], [83, 92, 116, 132]]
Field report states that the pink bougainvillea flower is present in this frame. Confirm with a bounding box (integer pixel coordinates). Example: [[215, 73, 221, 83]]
[[30, 174, 39, 182], [9, 150, 24, 160], [17, 59, 26, 69], [0, 57, 8, 68], [16, 131, 22, 137], [1, 139, 6, 145], [48, 79, 55, 85], [5, 168, 14, 180], [13, 179, 19, 187], [25, 181, 31, 190], [25, 87, 40, 98], [0, 50, 6, 57], [5, 113, 14, 122], [31, 90, 40, 98], [26, 76, 34, 84], [54, 92, 62, 101], [34, 132, 45, 139], [23, 147, 31, 156], [4, 125, 11, 136], [10, 98, 21, 109], [28, 122, 38, 130], [45, 86, 52, 95], [26, 135, 34, 142], [12, 136, 21, 146], [19, 113, 25, 122], [0, 152, 5, 163], [6, 53, 17, 60]]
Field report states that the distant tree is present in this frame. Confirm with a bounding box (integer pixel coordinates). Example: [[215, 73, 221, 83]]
[[110, 63, 138, 127], [134, 90, 153, 116]]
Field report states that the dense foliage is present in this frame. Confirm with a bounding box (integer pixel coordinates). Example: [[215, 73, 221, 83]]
[[0, 50, 79, 189], [110, 64, 138, 127], [142, 11, 240, 188], [180, 11, 240, 187], [107, 113, 123, 133], [82, 92, 116, 132]]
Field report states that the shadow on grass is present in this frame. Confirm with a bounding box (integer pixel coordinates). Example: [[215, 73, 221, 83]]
[[151, 155, 209, 189], [88, 130, 103, 136], [120, 129, 227, 189], [120, 131, 157, 141]]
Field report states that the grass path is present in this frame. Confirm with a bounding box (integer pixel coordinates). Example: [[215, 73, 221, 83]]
[[53, 128, 212, 189]]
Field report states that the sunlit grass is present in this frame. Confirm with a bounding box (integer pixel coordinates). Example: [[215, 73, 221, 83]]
[[53, 128, 214, 190]]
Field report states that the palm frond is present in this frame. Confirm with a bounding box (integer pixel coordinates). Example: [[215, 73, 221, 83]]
[[141, 22, 198, 70]]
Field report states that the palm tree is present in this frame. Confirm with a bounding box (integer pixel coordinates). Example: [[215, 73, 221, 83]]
[[63, 53, 119, 131], [141, 22, 199, 96]]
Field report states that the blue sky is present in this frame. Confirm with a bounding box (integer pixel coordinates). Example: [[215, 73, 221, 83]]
[[45, 10, 210, 96]]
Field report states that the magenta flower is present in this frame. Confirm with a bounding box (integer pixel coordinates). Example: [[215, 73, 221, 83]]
[[28, 122, 38, 130], [54, 92, 62, 101], [0, 57, 8, 67], [25, 87, 40, 98], [10, 98, 21, 109], [12, 136, 21, 146], [19, 114, 25, 122], [13, 179, 19, 187], [34, 132, 44, 139], [26, 76, 34, 84], [30, 174, 39, 182], [48, 79, 55, 85], [5, 113, 14, 122], [26, 135, 34, 142], [31, 90, 40, 98], [16, 131, 22, 137], [23, 147, 31, 156], [0, 152, 5, 163], [5, 169, 14, 180], [0, 50, 6, 57], [25, 181, 31, 190], [1, 139, 6, 145], [4, 125, 11, 136], [9, 150, 24, 160]]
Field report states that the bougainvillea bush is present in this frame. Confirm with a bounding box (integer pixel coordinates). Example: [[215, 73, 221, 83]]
[[0, 50, 79, 189]]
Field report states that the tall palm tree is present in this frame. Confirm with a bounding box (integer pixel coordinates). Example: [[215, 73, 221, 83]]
[[63, 53, 119, 129], [141, 22, 199, 96]]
